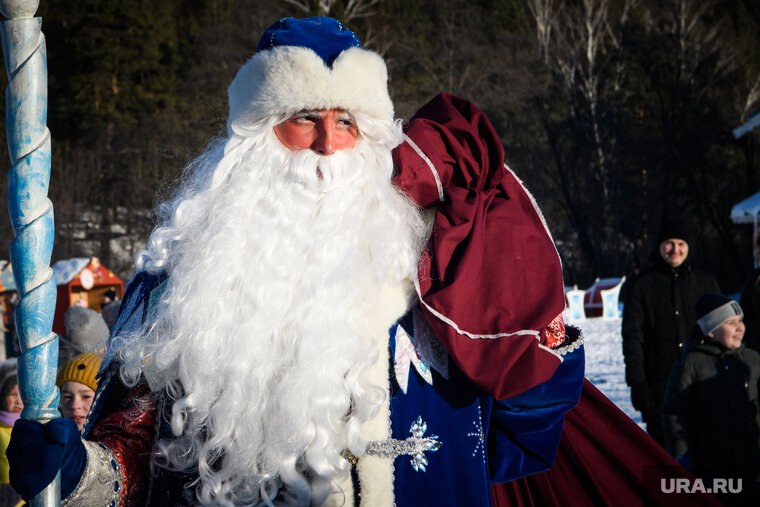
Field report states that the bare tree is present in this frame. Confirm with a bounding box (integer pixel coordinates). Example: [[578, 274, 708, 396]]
[[527, 0, 555, 63], [527, 0, 756, 283], [640, 0, 744, 237], [283, 0, 379, 23], [739, 71, 760, 121], [527, 0, 637, 278]]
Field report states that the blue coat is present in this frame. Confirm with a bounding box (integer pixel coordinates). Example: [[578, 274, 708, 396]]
[[88, 272, 585, 506]]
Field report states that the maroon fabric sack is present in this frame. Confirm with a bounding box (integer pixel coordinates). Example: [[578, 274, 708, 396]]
[[393, 93, 566, 400], [493, 380, 722, 507]]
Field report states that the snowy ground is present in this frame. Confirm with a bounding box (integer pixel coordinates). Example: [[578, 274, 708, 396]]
[[571, 316, 645, 429]]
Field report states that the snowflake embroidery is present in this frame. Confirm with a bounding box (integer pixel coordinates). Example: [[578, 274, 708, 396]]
[[408, 416, 442, 472], [467, 405, 486, 462]]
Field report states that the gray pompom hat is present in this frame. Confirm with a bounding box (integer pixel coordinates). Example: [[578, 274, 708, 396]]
[[63, 306, 109, 353]]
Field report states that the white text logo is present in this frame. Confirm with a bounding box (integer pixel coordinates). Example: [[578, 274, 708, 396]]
[[660, 478, 742, 494]]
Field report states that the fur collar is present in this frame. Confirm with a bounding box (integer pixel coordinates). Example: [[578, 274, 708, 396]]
[[324, 280, 414, 506]]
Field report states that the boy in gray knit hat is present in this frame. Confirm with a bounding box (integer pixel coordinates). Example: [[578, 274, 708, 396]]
[[662, 293, 760, 503]]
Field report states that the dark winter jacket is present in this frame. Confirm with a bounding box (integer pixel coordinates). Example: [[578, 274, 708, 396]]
[[740, 267, 760, 353], [661, 337, 760, 480], [622, 258, 719, 408]]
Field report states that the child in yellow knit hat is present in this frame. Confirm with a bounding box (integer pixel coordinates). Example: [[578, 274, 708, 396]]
[[56, 352, 102, 431]]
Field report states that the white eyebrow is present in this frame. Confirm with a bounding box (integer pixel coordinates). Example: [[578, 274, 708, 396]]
[[292, 109, 353, 117]]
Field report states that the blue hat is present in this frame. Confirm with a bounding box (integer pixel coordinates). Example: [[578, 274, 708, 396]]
[[228, 17, 394, 132], [256, 17, 361, 67]]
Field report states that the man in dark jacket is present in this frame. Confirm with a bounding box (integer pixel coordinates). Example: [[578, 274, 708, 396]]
[[622, 218, 720, 445]]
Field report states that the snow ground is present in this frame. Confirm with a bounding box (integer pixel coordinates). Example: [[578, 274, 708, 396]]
[[571, 316, 645, 428]]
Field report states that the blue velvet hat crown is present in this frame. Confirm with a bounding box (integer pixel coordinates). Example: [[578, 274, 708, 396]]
[[228, 16, 394, 131], [256, 17, 361, 67]]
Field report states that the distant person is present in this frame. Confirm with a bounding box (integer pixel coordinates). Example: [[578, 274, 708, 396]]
[[102, 288, 118, 305], [739, 234, 760, 352], [56, 352, 103, 431], [1, 294, 19, 360], [58, 306, 109, 367], [100, 300, 121, 332], [622, 217, 720, 445], [662, 293, 760, 504], [0, 359, 21, 506]]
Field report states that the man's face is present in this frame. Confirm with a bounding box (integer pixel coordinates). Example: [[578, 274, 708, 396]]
[[709, 315, 745, 350], [274, 109, 358, 155], [659, 238, 689, 268]]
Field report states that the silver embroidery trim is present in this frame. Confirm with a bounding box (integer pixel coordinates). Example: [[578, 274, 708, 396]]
[[553, 333, 584, 356], [62, 440, 122, 507], [364, 416, 441, 472]]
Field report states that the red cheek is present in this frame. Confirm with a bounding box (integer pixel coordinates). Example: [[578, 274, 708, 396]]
[[332, 130, 357, 150], [274, 123, 315, 151]]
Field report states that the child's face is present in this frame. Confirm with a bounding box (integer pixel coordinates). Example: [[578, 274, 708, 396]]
[[3, 384, 22, 414], [60, 381, 95, 431], [709, 316, 745, 350]]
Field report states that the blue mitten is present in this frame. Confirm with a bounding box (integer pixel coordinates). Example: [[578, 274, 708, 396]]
[[489, 341, 585, 482], [8, 418, 87, 499]]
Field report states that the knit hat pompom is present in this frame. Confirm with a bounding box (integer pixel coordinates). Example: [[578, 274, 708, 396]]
[[56, 352, 102, 392], [695, 293, 743, 336], [656, 217, 691, 246], [64, 306, 109, 352]]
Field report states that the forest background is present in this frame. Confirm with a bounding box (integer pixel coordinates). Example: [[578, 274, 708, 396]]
[[0, 0, 758, 292]]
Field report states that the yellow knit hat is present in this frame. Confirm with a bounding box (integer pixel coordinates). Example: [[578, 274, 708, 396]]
[[56, 352, 102, 392]]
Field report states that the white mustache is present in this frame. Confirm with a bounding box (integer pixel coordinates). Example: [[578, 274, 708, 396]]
[[290, 148, 364, 192]]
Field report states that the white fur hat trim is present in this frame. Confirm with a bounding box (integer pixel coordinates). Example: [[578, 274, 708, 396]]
[[228, 46, 393, 130]]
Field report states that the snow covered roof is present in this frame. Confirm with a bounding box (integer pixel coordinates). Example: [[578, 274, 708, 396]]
[[733, 110, 760, 139], [730, 191, 760, 225], [52, 258, 91, 285]]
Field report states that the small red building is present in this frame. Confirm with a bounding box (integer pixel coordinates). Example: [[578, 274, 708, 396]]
[[0, 261, 15, 295], [52, 257, 123, 336], [583, 277, 625, 318]]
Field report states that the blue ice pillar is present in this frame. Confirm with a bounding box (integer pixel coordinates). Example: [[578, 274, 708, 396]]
[[0, 1, 60, 505]]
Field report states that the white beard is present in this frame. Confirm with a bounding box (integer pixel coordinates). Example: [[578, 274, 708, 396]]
[[117, 120, 425, 506]]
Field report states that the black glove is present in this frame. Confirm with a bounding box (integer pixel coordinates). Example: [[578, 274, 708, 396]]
[[630, 381, 655, 417]]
